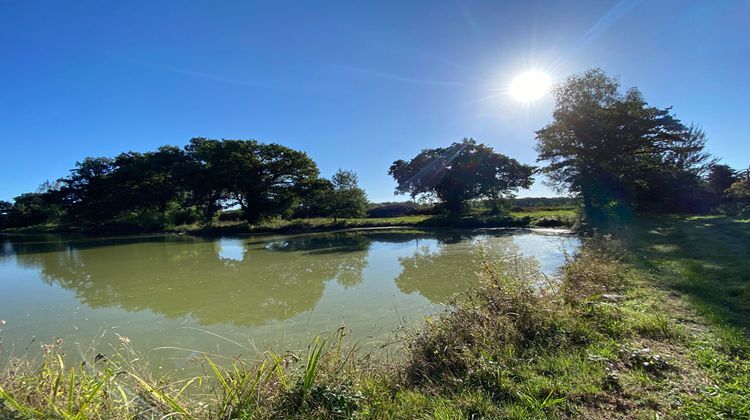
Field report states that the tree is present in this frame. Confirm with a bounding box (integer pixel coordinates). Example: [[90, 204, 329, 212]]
[[186, 138, 320, 223], [294, 178, 335, 219], [706, 163, 738, 195], [184, 139, 228, 224], [3, 138, 331, 231], [60, 157, 117, 224], [725, 178, 750, 217], [389, 138, 534, 215], [535, 68, 711, 219], [627, 124, 713, 213], [328, 169, 368, 220], [294, 170, 368, 220], [122, 147, 189, 213], [105, 146, 195, 227], [0, 200, 12, 229], [59, 151, 195, 230], [9, 192, 63, 226]]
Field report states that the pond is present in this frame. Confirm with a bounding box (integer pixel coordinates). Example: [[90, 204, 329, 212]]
[[0, 229, 579, 371]]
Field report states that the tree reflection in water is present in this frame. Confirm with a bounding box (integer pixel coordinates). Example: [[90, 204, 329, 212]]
[[395, 232, 544, 303], [2, 230, 573, 330], [6, 233, 372, 326]]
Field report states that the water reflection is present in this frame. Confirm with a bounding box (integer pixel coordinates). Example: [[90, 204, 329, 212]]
[[1, 230, 579, 332], [4, 233, 372, 326], [394, 233, 550, 303]]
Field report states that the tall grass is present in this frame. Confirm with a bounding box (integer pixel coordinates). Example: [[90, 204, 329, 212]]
[[0, 327, 363, 419], [0, 340, 197, 418], [397, 241, 632, 417]]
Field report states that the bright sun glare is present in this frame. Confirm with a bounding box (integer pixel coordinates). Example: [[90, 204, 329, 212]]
[[509, 70, 551, 103]]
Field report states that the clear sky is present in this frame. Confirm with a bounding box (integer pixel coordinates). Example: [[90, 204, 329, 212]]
[[1, 0, 748, 203]]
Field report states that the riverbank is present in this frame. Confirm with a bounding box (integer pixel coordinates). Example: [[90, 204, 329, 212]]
[[1, 215, 747, 418], [175, 209, 577, 236], [1, 209, 578, 236]]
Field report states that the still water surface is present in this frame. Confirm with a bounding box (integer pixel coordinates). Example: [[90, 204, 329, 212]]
[[0, 229, 579, 369]]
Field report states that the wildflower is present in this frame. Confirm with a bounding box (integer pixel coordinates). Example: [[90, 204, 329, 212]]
[[0, 319, 5, 326], [41, 343, 54, 354], [118, 335, 131, 345], [55, 337, 64, 346]]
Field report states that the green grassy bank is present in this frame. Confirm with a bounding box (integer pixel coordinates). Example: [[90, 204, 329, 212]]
[[172, 209, 578, 236], [1, 209, 578, 236], [1, 215, 748, 418]]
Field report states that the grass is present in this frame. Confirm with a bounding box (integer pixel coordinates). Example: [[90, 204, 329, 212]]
[[0, 222, 76, 234], [628, 215, 750, 334], [172, 209, 578, 235], [3, 208, 577, 235], [623, 215, 750, 417], [172, 215, 431, 235], [2, 214, 749, 418]]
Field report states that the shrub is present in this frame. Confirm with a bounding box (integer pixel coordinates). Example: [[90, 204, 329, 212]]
[[406, 245, 569, 387]]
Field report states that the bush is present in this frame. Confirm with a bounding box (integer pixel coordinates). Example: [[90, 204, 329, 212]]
[[406, 244, 590, 386], [529, 215, 575, 227], [400, 237, 631, 420]]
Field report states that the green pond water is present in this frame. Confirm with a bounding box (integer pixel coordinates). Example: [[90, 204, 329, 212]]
[[0, 229, 579, 371]]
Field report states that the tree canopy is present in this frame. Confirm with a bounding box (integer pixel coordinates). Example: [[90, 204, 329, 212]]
[[327, 169, 368, 220], [388, 138, 534, 214], [292, 169, 368, 220], [706, 163, 738, 195], [185, 138, 321, 223], [535, 68, 711, 219], [0, 138, 368, 231], [724, 172, 750, 217]]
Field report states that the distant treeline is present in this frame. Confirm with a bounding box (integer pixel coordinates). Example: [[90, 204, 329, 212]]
[[366, 202, 439, 218], [365, 197, 579, 218], [0, 138, 368, 232], [511, 197, 578, 209]]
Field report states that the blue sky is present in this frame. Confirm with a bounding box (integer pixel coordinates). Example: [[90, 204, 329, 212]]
[[1, 0, 748, 202]]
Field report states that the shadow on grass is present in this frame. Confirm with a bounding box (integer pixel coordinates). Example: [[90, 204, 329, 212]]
[[628, 216, 750, 334]]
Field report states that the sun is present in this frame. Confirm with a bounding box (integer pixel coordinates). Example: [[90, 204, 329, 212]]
[[509, 70, 551, 103]]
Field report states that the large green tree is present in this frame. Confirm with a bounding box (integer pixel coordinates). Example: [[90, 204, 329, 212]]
[[186, 138, 320, 223], [389, 138, 534, 215], [535, 69, 710, 218]]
